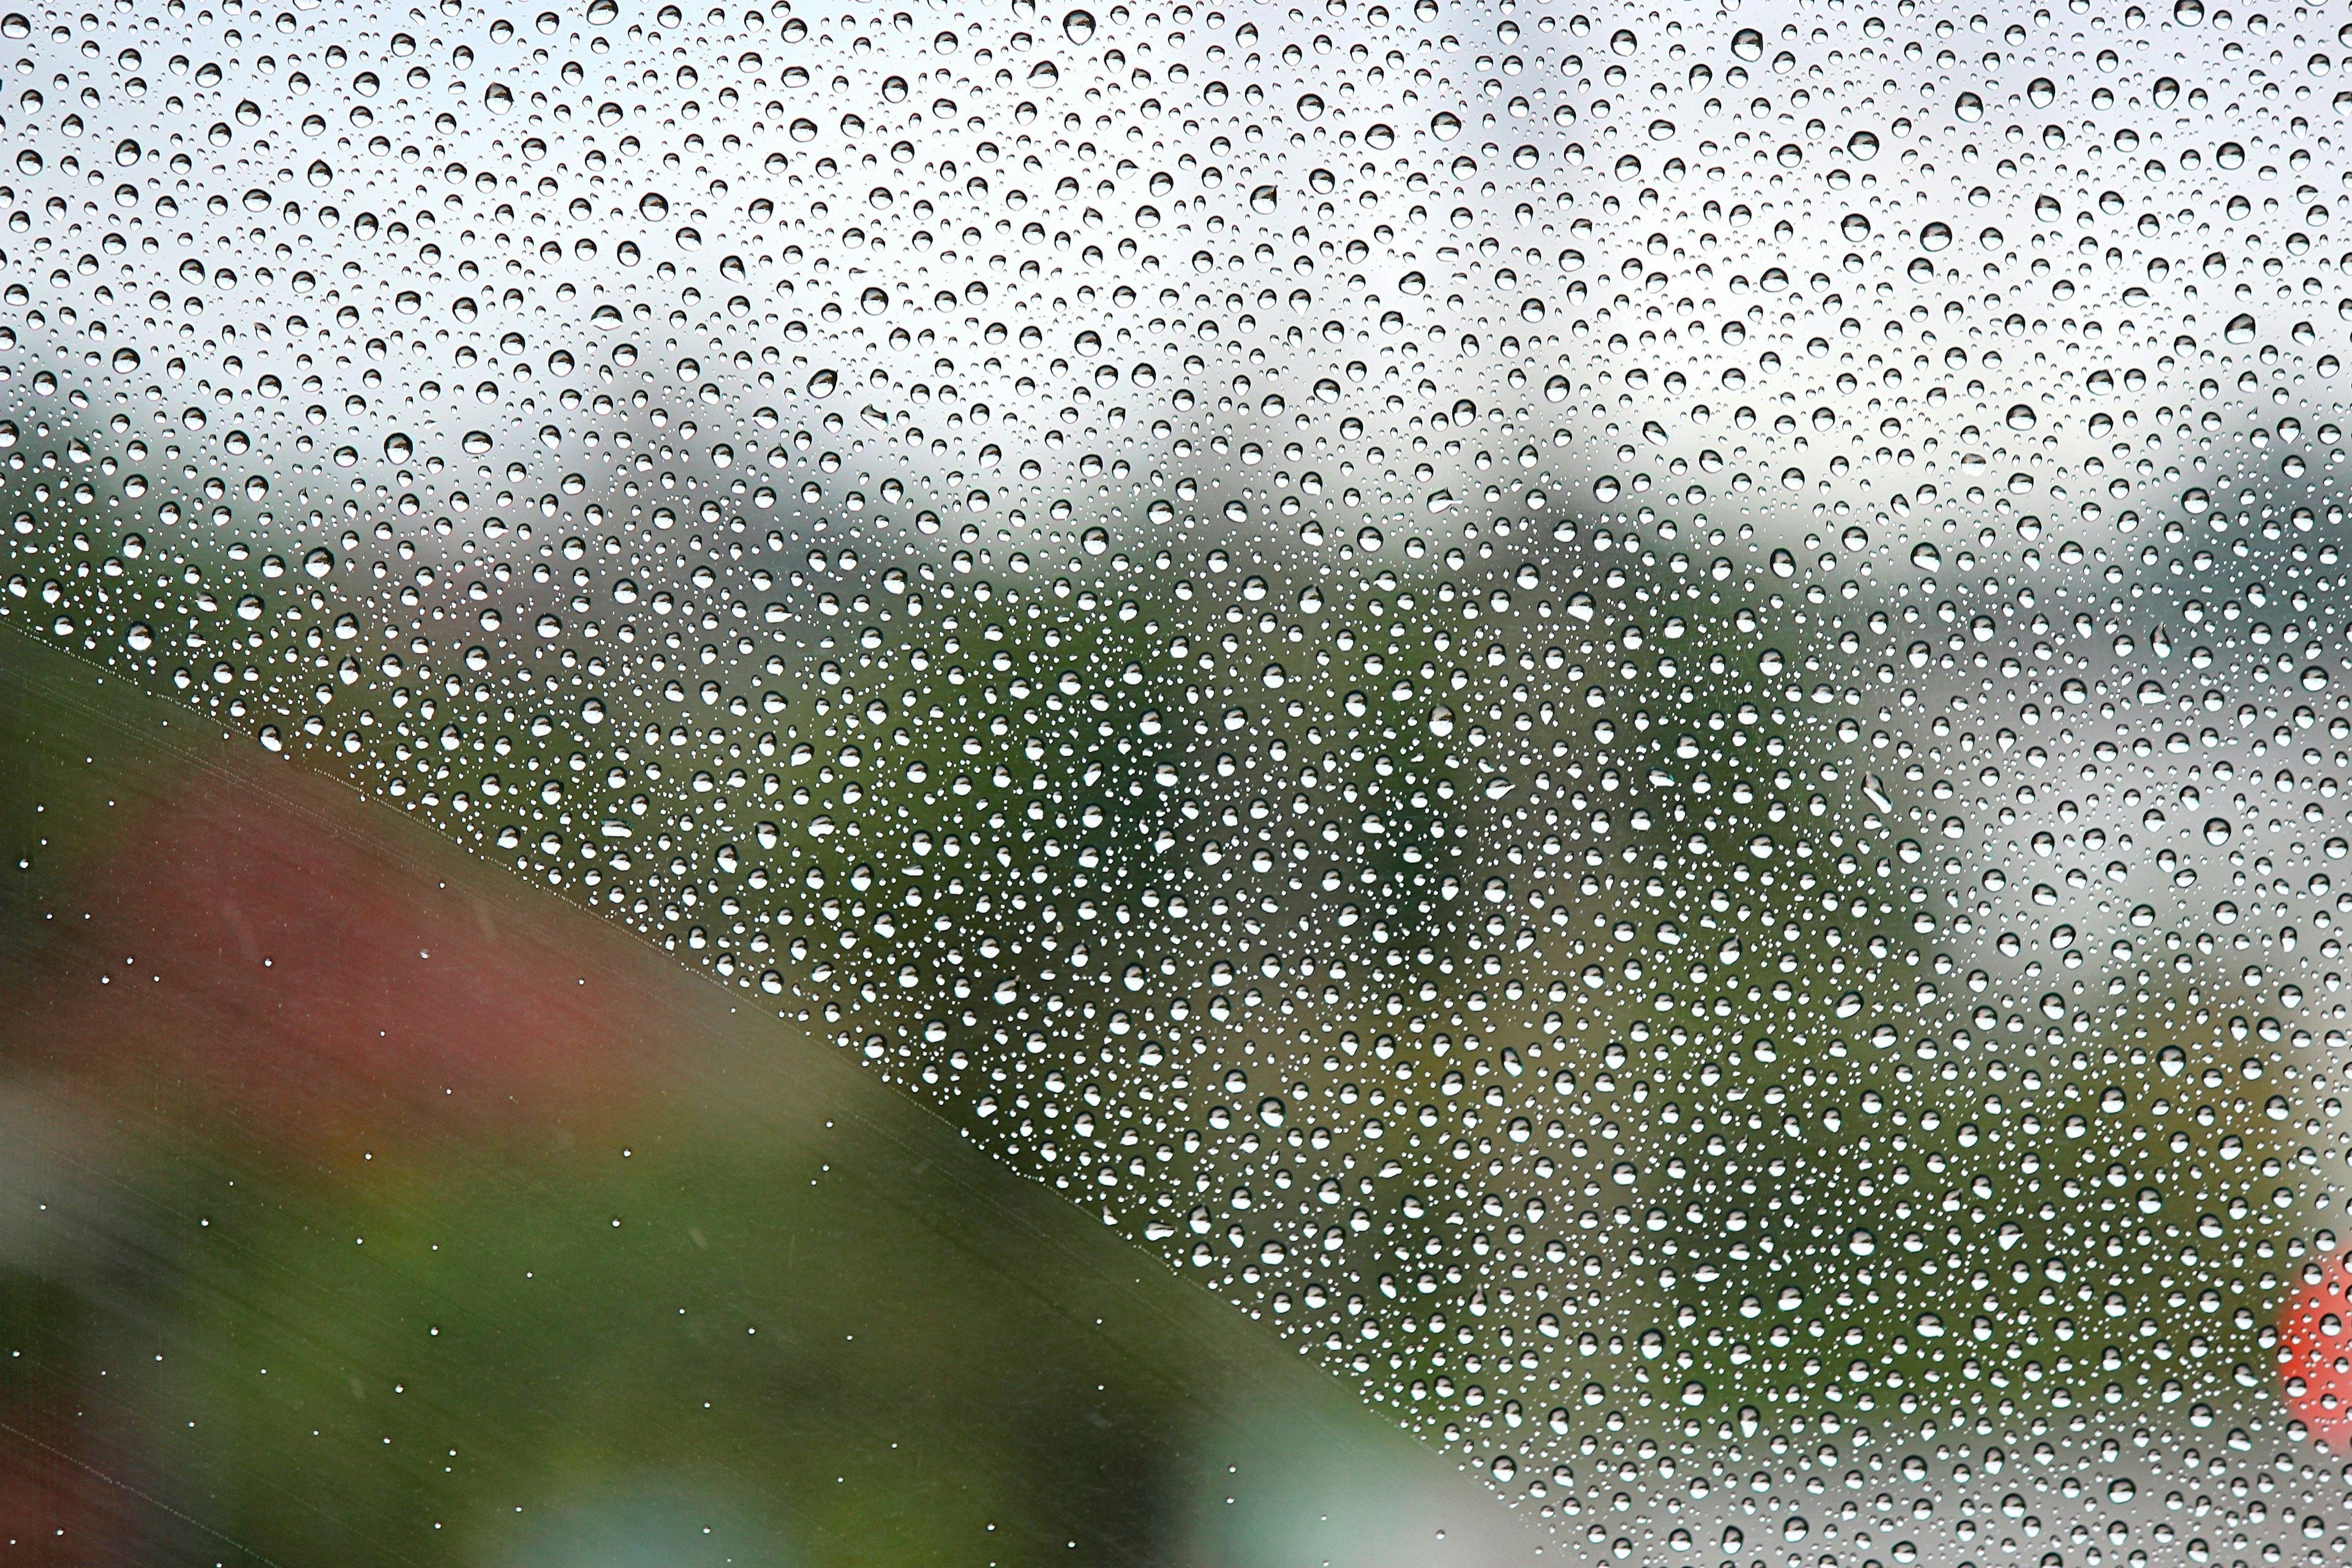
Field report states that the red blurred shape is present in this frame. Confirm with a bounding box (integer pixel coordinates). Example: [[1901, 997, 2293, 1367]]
[[2278, 1243, 2352, 1451], [23, 768, 654, 1151]]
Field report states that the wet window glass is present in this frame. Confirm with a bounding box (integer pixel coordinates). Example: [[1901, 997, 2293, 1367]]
[[7, 0, 2352, 1559]]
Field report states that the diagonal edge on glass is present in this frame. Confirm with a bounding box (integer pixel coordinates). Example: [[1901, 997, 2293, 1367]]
[[0, 619, 1555, 1567]]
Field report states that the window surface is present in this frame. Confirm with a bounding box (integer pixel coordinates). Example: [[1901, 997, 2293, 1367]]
[[6, 0, 2352, 1561]]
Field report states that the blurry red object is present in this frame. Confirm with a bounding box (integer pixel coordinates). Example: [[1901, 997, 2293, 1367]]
[[17, 766, 654, 1151], [2278, 1242, 2352, 1450]]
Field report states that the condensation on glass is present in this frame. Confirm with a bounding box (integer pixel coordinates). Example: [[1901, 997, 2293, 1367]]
[[6, 0, 2352, 1553]]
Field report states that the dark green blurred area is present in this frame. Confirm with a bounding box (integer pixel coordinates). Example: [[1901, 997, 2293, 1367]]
[[0, 627, 1550, 1568]]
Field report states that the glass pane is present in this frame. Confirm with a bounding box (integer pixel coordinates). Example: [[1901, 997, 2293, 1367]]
[[7, 0, 2352, 1559]]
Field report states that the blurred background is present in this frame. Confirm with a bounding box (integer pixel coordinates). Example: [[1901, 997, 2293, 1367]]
[[5, 0, 2352, 1563]]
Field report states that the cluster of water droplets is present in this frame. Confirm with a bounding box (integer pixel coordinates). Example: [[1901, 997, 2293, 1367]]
[[9, 0, 2352, 1552]]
